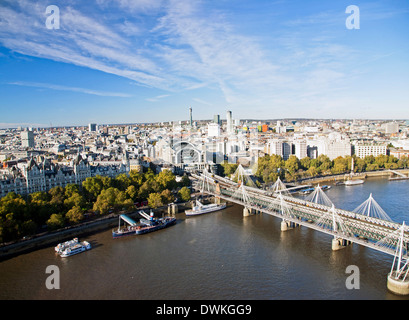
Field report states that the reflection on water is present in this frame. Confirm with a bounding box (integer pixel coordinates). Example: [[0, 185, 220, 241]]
[[0, 178, 408, 300]]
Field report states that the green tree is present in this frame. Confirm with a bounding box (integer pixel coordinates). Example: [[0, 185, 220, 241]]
[[46, 213, 65, 231], [66, 206, 84, 224], [144, 168, 155, 182], [156, 169, 176, 191], [82, 176, 103, 201], [93, 187, 129, 214], [375, 154, 388, 168], [49, 186, 65, 213], [221, 162, 238, 176], [114, 174, 131, 191], [28, 192, 52, 226], [160, 189, 175, 205], [317, 155, 332, 174], [285, 155, 300, 175], [147, 192, 163, 209], [178, 186, 191, 202], [126, 185, 138, 202], [398, 156, 408, 168], [385, 162, 399, 170], [255, 154, 284, 184], [64, 192, 86, 210], [93, 197, 110, 215], [178, 175, 191, 187], [367, 163, 380, 171], [0, 212, 18, 242], [64, 184, 80, 198], [21, 219, 37, 236], [332, 156, 348, 174], [364, 155, 376, 166], [307, 166, 318, 177], [101, 176, 113, 190], [138, 179, 160, 200], [129, 170, 144, 187], [354, 158, 366, 172], [300, 157, 311, 170]]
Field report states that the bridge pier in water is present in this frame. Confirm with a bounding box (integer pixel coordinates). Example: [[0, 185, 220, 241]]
[[243, 207, 254, 217], [386, 222, 409, 295], [331, 238, 352, 251], [280, 219, 300, 231], [387, 272, 409, 296]]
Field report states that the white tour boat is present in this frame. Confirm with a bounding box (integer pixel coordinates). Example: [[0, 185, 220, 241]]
[[59, 241, 91, 257], [55, 238, 79, 253], [344, 179, 364, 186], [185, 199, 226, 216]]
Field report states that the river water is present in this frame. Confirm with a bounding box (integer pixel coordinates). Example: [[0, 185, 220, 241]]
[[1, 177, 408, 300]]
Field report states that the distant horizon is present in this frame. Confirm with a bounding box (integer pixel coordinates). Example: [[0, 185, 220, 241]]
[[1, 117, 407, 130], [1, 0, 408, 126]]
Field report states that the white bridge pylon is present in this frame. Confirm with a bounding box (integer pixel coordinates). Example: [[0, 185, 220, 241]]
[[270, 177, 292, 197], [199, 169, 214, 194], [389, 222, 409, 283], [232, 164, 257, 189], [305, 184, 333, 207], [353, 193, 393, 222]]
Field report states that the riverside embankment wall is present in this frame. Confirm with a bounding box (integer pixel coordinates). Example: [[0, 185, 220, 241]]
[[0, 200, 196, 260]]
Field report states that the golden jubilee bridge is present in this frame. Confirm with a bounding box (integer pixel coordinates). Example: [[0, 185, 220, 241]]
[[191, 166, 409, 296]]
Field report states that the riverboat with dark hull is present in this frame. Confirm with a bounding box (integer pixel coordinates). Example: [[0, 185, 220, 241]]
[[112, 212, 176, 238]]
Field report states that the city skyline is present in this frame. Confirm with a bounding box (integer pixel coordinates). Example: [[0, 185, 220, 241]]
[[1, 0, 408, 128]]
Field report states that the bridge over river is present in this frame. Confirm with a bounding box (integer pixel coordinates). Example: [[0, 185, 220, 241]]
[[191, 167, 409, 296]]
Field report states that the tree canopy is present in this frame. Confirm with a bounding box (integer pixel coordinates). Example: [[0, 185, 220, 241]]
[[0, 168, 190, 243]]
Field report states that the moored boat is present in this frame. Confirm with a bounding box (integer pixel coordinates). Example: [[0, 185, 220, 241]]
[[112, 214, 139, 239], [344, 179, 364, 186], [300, 187, 315, 195], [134, 216, 176, 235], [185, 200, 226, 216], [112, 211, 176, 238], [55, 238, 78, 253], [59, 241, 91, 257]]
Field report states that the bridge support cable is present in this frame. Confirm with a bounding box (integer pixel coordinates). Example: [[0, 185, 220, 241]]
[[276, 193, 300, 231], [305, 184, 333, 207], [353, 193, 393, 222], [199, 169, 214, 195], [232, 164, 257, 189], [270, 177, 292, 197], [309, 204, 354, 250]]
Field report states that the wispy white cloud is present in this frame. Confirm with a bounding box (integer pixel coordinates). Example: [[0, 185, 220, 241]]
[[192, 98, 212, 106], [146, 94, 170, 102], [7, 81, 132, 97]]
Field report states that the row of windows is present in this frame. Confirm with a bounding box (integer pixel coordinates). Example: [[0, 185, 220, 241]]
[[0, 168, 129, 197]]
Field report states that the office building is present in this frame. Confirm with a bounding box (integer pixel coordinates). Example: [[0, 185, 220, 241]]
[[21, 129, 34, 148], [89, 123, 97, 132]]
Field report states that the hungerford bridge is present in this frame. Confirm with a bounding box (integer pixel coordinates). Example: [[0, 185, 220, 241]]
[[191, 166, 409, 296]]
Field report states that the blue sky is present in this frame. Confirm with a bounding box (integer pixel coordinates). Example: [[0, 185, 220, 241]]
[[0, 0, 408, 128]]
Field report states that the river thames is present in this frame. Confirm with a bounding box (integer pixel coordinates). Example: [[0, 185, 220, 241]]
[[1, 177, 408, 300]]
